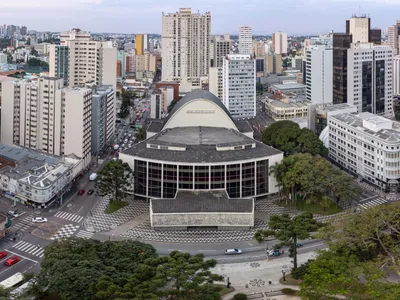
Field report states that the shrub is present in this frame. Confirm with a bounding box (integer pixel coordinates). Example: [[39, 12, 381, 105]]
[[281, 288, 297, 295], [233, 293, 248, 300]]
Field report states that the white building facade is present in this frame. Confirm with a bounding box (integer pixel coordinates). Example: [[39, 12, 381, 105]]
[[273, 32, 288, 55], [347, 43, 393, 117], [161, 8, 211, 93], [208, 67, 223, 100], [1, 78, 92, 167], [238, 25, 252, 55], [223, 54, 256, 119], [393, 55, 400, 97], [49, 28, 117, 90], [306, 45, 333, 105], [347, 16, 370, 43], [326, 112, 400, 192]]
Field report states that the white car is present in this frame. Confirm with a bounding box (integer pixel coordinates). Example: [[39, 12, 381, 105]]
[[32, 217, 47, 223], [7, 211, 20, 218], [224, 248, 243, 255]]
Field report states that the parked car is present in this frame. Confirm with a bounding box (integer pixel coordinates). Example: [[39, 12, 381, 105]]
[[78, 189, 85, 196], [32, 217, 47, 223], [7, 211, 20, 218], [4, 256, 20, 266], [0, 252, 7, 259], [224, 249, 243, 255], [87, 189, 95, 196], [296, 243, 303, 247]]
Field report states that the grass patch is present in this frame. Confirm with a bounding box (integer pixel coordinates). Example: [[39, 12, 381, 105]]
[[212, 284, 234, 296], [279, 274, 303, 286], [277, 199, 342, 215], [105, 200, 128, 214]]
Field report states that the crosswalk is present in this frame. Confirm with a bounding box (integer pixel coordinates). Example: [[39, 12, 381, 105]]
[[54, 211, 83, 223], [75, 230, 94, 239], [11, 215, 32, 232], [359, 197, 387, 210], [12, 241, 44, 258]]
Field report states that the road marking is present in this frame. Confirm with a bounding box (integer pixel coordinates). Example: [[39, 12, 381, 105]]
[[197, 250, 216, 252], [77, 206, 84, 214], [243, 247, 264, 250], [4, 249, 39, 263], [167, 249, 183, 252]]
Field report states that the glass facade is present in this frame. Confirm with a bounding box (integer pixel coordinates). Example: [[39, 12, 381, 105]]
[[133, 159, 270, 198], [375, 60, 386, 115], [361, 61, 373, 113], [333, 33, 352, 104]]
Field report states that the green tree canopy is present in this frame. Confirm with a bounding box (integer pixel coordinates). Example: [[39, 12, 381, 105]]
[[95, 159, 133, 202], [118, 89, 135, 119], [300, 205, 400, 299], [37, 238, 157, 300], [255, 212, 320, 269], [262, 121, 327, 156]]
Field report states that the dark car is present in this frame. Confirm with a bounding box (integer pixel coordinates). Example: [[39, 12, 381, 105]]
[[78, 189, 85, 196], [87, 189, 95, 195]]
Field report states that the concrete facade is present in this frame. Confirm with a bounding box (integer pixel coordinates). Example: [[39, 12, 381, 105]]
[[238, 25, 252, 55], [272, 32, 287, 55]]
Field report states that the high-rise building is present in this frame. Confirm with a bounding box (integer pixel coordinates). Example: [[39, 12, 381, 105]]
[[91, 85, 115, 155], [136, 51, 156, 72], [150, 87, 174, 119], [117, 51, 126, 78], [393, 56, 400, 97], [266, 54, 282, 74], [332, 33, 352, 104], [272, 32, 288, 55], [135, 34, 149, 56], [306, 45, 333, 105], [213, 36, 231, 68], [162, 8, 211, 93], [49, 28, 117, 90], [208, 67, 223, 99], [222, 54, 256, 118], [238, 25, 253, 55], [347, 43, 393, 116], [370, 28, 382, 45], [0, 53, 7, 64], [346, 15, 371, 43], [1, 78, 92, 167], [388, 21, 400, 55], [254, 41, 266, 57]]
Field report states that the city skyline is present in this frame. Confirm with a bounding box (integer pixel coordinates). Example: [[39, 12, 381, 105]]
[[1, 0, 400, 35]]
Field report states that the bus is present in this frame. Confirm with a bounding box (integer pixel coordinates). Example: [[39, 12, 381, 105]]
[[0, 272, 24, 289], [10, 279, 34, 299]]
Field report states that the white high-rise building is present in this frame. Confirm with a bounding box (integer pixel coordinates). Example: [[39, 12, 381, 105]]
[[161, 8, 211, 93], [238, 25, 252, 55], [347, 15, 370, 43], [347, 43, 393, 117], [0, 53, 7, 64], [223, 54, 256, 119], [393, 55, 400, 96], [306, 45, 333, 104], [272, 32, 288, 55], [1, 78, 92, 167], [49, 28, 117, 90]]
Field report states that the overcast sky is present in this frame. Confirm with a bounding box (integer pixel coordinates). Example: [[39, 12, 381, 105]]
[[1, 0, 399, 35]]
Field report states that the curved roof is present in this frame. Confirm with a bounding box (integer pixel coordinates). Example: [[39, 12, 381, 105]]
[[163, 90, 236, 130]]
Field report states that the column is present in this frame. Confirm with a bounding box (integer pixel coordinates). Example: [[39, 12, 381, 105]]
[[254, 160, 257, 196], [240, 163, 242, 198], [146, 161, 149, 197], [161, 163, 164, 198], [192, 165, 195, 190], [209, 165, 211, 190]]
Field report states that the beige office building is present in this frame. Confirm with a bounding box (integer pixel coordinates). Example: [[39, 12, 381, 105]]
[[49, 28, 117, 90], [272, 32, 287, 55], [1, 78, 92, 167], [136, 51, 156, 72], [161, 8, 211, 93], [388, 21, 400, 55], [213, 36, 231, 68], [347, 15, 370, 43]]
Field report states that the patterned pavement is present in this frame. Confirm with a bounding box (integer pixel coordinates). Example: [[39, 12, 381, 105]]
[[83, 196, 148, 232], [50, 224, 79, 240]]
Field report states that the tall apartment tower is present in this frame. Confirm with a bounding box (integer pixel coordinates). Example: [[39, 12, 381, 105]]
[[1, 78, 92, 167], [222, 54, 256, 119], [272, 32, 288, 55], [49, 28, 117, 90], [135, 34, 149, 56], [306, 45, 333, 105], [239, 25, 252, 55], [346, 15, 371, 43], [161, 8, 211, 93], [388, 21, 400, 55], [393, 55, 400, 97], [347, 43, 393, 116], [213, 36, 231, 68], [332, 33, 352, 104]]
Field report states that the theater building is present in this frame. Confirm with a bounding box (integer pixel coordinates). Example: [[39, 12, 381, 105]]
[[119, 90, 283, 230]]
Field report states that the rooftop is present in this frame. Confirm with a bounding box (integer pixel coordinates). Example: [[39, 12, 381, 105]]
[[271, 83, 307, 90], [269, 100, 308, 108], [123, 126, 281, 163], [151, 190, 253, 213]]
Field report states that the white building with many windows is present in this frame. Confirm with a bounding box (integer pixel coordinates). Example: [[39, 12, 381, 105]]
[[1, 78, 92, 167], [323, 112, 400, 192], [393, 55, 400, 96], [306, 45, 333, 105], [238, 25, 252, 55], [222, 54, 256, 119], [347, 43, 393, 117]]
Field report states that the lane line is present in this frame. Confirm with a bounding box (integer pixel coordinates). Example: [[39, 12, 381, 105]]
[[4, 249, 39, 263]]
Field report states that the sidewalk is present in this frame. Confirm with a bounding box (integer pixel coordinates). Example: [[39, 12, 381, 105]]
[[213, 252, 316, 299]]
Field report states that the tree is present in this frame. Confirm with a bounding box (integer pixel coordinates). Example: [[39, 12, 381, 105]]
[[300, 205, 400, 299], [262, 121, 327, 156], [136, 127, 144, 140], [254, 212, 320, 269], [95, 159, 133, 202], [118, 89, 135, 119], [37, 238, 157, 300]]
